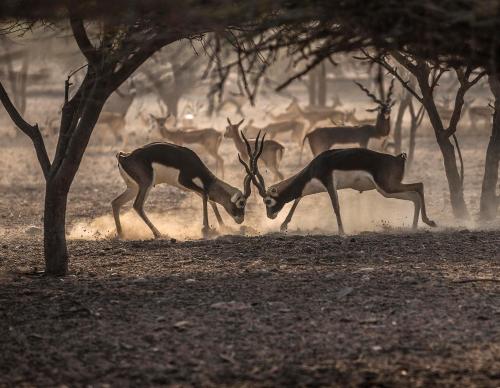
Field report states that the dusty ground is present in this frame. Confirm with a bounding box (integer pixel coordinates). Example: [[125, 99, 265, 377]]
[[0, 129, 499, 386]]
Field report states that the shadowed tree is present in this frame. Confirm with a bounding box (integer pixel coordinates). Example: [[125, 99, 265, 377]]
[[0, 1, 283, 275], [2, 0, 500, 276]]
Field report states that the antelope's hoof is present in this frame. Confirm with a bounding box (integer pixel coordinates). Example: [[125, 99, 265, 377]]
[[279, 223, 289, 233], [426, 220, 437, 228], [202, 227, 218, 239]]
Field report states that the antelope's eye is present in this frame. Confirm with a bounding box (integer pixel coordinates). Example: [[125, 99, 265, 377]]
[[270, 187, 278, 195]]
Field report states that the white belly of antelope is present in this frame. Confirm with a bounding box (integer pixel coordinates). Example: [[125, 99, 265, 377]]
[[302, 178, 326, 196], [333, 170, 377, 192], [152, 163, 185, 189]]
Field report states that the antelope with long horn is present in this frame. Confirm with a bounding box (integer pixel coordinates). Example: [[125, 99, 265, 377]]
[[225, 118, 285, 181], [302, 78, 396, 159], [112, 140, 256, 239], [245, 135, 436, 234]]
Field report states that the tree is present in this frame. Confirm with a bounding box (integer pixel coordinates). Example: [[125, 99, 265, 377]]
[[370, 52, 485, 218], [0, 1, 282, 275], [480, 73, 500, 220]]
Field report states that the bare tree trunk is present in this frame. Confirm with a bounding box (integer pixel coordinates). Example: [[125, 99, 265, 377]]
[[480, 73, 500, 220], [407, 120, 417, 168], [437, 133, 468, 218], [393, 94, 410, 154], [317, 62, 327, 107], [44, 180, 69, 275]]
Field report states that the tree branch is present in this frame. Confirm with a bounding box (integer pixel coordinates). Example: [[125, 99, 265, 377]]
[[69, 16, 98, 65], [0, 80, 50, 179]]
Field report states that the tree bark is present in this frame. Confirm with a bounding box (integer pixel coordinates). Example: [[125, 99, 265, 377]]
[[393, 93, 410, 154], [44, 180, 69, 275], [479, 73, 500, 220], [421, 85, 469, 219]]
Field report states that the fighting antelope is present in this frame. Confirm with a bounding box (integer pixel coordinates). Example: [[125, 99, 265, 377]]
[[150, 114, 224, 177], [302, 79, 395, 158], [112, 141, 255, 239], [225, 118, 285, 181], [244, 135, 436, 234]]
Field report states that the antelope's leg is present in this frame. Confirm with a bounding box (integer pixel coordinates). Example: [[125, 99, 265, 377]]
[[324, 175, 345, 235], [202, 194, 211, 237], [211, 202, 224, 226], [133, 184, 162, 238], [280, 198, 301, 232], [383, 182, 436, 227], [112, 186, 138, 238], [376, 189, 421, 228]]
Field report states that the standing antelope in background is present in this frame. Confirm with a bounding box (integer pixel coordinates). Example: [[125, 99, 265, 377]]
[[225, 118, 285, 181], [243, 118, 305, 144], [150, 114, 225, 177], [302, 79, 395, 158], [243, 135, 436, 234], [112, 141, 256, 239]]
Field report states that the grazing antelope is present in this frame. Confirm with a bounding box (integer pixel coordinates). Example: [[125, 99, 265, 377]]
[[225, 118, 285, 181], [112, 141, 255, 239], [150, 114, 224, 178], [302, 79, 395, 158], [243, 135, 436, 234]]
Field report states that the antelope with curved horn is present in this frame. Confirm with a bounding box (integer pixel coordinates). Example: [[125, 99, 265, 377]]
[[301, 78, 396, 159], [112, 140, 256, 239], [225, 117, 285, 181], [245, 135, 436, 234]]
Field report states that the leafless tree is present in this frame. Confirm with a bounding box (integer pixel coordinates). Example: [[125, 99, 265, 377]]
[[367, 52, 485, 219]]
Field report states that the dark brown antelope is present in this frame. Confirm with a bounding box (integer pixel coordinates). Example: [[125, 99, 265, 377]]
[[302, 79, 395, 158], [225, 118, 285, 181], [112, 141, 255, 239], [243, 135, 436, 234], [150, 114, 224, 178]]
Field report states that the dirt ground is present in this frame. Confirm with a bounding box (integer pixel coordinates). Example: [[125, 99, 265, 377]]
[[0, 129, 499, 386]]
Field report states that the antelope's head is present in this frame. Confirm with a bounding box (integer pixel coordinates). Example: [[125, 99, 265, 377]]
[[225, 117, 244, 139], [238, 131, 288, 219]]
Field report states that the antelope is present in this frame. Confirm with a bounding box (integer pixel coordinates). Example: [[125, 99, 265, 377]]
[[469, 105, 493, 128], [302, 79, 395, 158], [243, 118, 305, 144], [96, 112, 128, 144], [150, 114, 224, 178], [286, 99, 348, 132], [225, 118, 285, 181], [112, 140, 256, 239], [243, 135, 436, 234], [343, 109, 376, 126]]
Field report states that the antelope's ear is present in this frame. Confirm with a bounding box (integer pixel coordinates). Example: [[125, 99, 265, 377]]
[[231, 192, 240, 203]]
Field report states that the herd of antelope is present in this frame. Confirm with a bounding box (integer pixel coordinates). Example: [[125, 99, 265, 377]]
[[111, 78, 439, 238]]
